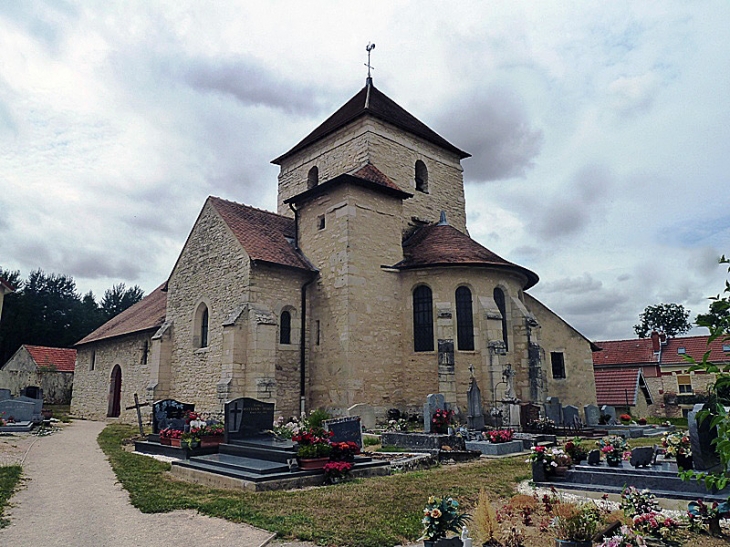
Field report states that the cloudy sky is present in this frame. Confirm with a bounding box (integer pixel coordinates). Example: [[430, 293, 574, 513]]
[[1, 1, 728, 342]]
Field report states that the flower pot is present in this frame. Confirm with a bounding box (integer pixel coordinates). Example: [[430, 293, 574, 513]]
[[606, 455, 621, 467], [159, 437, 171, 446], [554, 465, 569, 477], [200, 435, 224, 447], [171, 438, 182, 448], [676, 453, 693, 470], [555, 539, 591, 547], [424, 538, 463, 547], [297, 457, 330, 470]]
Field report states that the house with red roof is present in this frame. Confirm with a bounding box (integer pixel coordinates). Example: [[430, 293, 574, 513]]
[[593, 332, 730, 418], [71, 77, 597, 424], [0, 345, 76, 404]]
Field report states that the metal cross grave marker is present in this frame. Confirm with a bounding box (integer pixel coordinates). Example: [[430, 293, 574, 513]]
[[125, 393, 150, 436]]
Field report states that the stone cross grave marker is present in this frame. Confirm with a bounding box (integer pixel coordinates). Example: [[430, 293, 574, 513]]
[[324, 416, 363, 449], [545, 397, 562, 425], [563, 405, 580, 428], [0, 399, 35, 423], [688, 403, 722, 472], [600, 405, 617, 425], [423, 393, 445, 433], [520, 402, 540, 430], [152, 399, 194, 434], [466, 376, 485, 430], [225, 397, 274, 443], [347, 403, 375, 431], [584, 404, 600, 426]]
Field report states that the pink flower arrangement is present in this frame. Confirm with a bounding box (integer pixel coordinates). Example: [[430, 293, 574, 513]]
[[323, 460, 353, 483], [486, 429, 514, 443], [431, 408, 453, 433]]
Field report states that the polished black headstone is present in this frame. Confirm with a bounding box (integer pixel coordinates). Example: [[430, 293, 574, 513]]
[[152, 399, 194, 433], [587, 449, 601, 465], [225, 397, 274, 443], [324, 416, 363, 448], [630, 447, 653, 468]]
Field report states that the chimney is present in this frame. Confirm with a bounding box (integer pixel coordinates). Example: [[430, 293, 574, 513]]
[[651, 331, 661, 353]]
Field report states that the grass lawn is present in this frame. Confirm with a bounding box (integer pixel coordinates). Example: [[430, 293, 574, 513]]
[[0, 465, 22, 528], [98, 424, 526, 547]]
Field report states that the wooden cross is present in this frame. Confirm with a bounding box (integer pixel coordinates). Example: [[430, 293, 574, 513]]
[[365, 42, 375, 79], [125, 393, 150, 436]]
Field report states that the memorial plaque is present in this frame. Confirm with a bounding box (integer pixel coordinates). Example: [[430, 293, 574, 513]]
[[324, 416, 363, 449], [587, 449, 601, 465], [630, 447, 653, 468], [584, 404, 600, 426], [0, 399, 35, 423], [225, 397, 275, 443], [152, 399, 194, 433]]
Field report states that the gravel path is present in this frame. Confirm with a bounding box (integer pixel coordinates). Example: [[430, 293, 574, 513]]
[[0, 420, 275, 547]]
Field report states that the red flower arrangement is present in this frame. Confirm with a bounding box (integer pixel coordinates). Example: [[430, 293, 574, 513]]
[[159, 427, 182, 439], [292, 428, 333, 458], [330, 441, 360, 462], [323, 460, 354, 483], [486, 429, 514, 443], [431, 408, 453, 433]]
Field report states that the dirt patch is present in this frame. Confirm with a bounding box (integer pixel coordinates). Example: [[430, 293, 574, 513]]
[[0, 432, 38, 467]]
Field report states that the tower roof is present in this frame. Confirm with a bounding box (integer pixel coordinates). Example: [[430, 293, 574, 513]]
[[393, 223, 539, 289], [272, 81, 470, 164]]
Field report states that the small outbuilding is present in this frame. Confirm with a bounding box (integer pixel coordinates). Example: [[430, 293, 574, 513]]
[[0, 345, 76, 404]]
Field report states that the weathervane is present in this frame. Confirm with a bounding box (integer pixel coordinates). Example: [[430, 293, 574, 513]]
[[365, 42, 375, 81]]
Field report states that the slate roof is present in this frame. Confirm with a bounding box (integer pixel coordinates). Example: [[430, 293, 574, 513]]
[[76, 284, 167, 346], [209, 196, 315, 271], [272, 80, 470, 164], [284, 163, 412, 206], [24, 345, 76, 372], [593, 335, 730, 367], [393, 223, 539, 289], [594, 368, 646, 406]]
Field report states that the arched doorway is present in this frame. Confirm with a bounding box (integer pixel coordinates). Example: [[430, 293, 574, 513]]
[[107, 365, 122, 418]]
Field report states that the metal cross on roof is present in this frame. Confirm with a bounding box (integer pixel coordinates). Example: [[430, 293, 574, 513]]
[[365, 42, 375, 81]]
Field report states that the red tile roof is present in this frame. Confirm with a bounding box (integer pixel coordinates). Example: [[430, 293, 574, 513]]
[[593, 335, 730, 367], [209, 197, 315, 271], [272, 81, 470, 164], [594, 368, 644, 406], [24, 345, 76, 372], [351, 163, 403, 192], [76, 284, 167, 346], [393, 223, 539, 289]]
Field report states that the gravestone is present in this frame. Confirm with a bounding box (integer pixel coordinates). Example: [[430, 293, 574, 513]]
[[688, 403, 722, 472], [225, 397, 274, 443], [0, 389, 11, 401], [563, 405, 580, 428], [507, 403, 521, 427], [520, 402, 540, 430], [600, 405, 617, 425], [584, 404, 600, 426], [630, 447, 654, 468], [423, 393, 445, 433], [347, 403, 375, 431], [16, 395, 42, 421], [466, 377, 485, 430], [0, 399, 35, 423], [324, 416, 363, 449], [587, 449, 601, 465], [152, 399, 195, 433], [545, 397, 562, 425]]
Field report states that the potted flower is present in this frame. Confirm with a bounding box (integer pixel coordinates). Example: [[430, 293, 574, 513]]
[[168, 428, 183, 447], [330, 441, 360, 463], [662, 431, 692, 470], [485, 429, 513, 443], [181, 428, 201, 450], [598, 435, 629, 466], [596, 525, 645, 547], [637, 417, 647, 426], [159, 427, 173, 445], [528, 445, 553, 481], [552, 451, 573, 476], [564, 437, 588, 463], [419, 495, 470, 547], [619, 414, 632, 425], [199, 422, 225, 447], [432, 409, 453, 434], [323, 460, 353, 484], [551, 502, 601, 547], [292, 422, 333, 469]]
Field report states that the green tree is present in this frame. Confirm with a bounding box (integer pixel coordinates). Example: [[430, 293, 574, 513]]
[[681, 255, 730, 492], [100, 283, 144, 321], [695, 298, 730, 335], [633, 302, 692, 338]]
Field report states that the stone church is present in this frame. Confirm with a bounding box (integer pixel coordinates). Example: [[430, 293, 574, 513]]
[[71, 78, 597, 424]]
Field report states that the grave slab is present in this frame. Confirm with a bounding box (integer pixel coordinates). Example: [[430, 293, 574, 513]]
[[465, 440, 523, 456]]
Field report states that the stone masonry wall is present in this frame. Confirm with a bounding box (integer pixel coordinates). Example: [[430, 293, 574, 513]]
[[71, 332, 154, 423], [524, 293, 597, 410], [165, 201, 252, 416], [276, 117, 467, 234], [0, 348, 74, 403]]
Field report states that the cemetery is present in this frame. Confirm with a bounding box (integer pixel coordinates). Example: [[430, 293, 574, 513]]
[[0, 386, 46, 433]]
